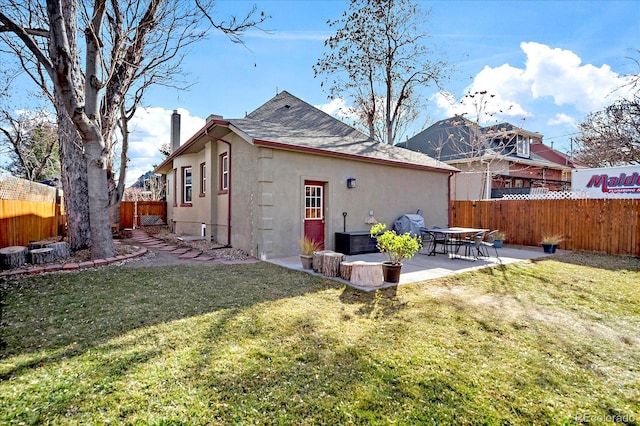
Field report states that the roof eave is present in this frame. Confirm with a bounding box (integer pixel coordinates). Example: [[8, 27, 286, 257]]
[[253, 139, 458, 174], [153, 119, 231, 174]]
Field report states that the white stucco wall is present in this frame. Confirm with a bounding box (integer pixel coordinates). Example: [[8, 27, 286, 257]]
[[245, 148, 451, 259], [168, 136, 452, 259]]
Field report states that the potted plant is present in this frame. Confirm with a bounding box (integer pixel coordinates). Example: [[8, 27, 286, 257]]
[[493, 231, 506, 248], [370, 223, 422, 283], [541, 234, 563, 253], [298, 236, 321, 269]]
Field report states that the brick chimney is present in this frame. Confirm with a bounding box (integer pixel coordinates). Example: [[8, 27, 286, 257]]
[[171, 110, 180, 153]]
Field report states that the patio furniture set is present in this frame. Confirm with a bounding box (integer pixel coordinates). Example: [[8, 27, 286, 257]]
[[420, 227, 501, 261]]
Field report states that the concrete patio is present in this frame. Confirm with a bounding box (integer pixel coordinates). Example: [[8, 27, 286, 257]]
[[268, 244, 556, 291]]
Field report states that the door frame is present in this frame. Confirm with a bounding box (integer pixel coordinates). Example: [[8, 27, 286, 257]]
[[303, 180, 327, 250]]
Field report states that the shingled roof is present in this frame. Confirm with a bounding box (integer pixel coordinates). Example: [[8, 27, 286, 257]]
[[397, 116, 566, 169], [155, 91, 457, 174], [229, 91, 457, 172]]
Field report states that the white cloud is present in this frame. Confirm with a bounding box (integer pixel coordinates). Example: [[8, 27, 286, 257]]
[[521, 42, 624, 112], [125, 107, 205, 186], [436, 42, 630, 124], [317, 98, 347, 115], [547, 113, 576, 127], [315, 97, 360, 123]]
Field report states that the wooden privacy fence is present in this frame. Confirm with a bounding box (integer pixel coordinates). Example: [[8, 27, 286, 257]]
[[450, 199, 640, 256], [0, 199, 64, 247], [120, 201, 166, 229]]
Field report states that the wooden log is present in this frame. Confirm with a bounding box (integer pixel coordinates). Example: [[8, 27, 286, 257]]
[[28, 241, 49, 251], [29, 248, 55, 264], [322, 252, 345, 277], [312, 250, 334, 273], [339, 261, 355, 280], [0, 246, 28, 270], [350, 261, 384, 288], [46, 241, 71, 260]]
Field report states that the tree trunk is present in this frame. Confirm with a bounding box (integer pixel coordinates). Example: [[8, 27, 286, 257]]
[[85, 140, 116, 259], [56, 101, 91, 251], [109, 104, 130, 228]]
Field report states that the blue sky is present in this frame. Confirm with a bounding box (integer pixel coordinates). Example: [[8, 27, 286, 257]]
[[2, 1, 639, 185]]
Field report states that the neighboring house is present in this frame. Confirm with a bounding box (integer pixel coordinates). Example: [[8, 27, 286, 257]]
[[397, 116, 575, 200], [154, 91, 458, 259]]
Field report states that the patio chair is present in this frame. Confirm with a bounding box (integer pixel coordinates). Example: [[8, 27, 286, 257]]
[[461, 231, 486, 259], [430, 226, 448, 254], [419, 229, 437, 256], [479, 230, 501, 260]]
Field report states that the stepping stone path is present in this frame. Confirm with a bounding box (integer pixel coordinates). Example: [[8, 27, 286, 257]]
[[130, 229, 259, 265]]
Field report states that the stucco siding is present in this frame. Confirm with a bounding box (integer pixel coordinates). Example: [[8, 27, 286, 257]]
[[261, 149, 450, 258]]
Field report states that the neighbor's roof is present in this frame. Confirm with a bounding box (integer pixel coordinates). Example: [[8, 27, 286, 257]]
[[154, 91, 458, 174], [397, 116, 571, 170]]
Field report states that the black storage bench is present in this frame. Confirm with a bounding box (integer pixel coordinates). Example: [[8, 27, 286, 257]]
[[335, 231, 378, 255]]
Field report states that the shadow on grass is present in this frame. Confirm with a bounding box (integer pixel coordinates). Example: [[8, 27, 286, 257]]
[[338, 285, 411, 318], [0, 262, 340, 373]]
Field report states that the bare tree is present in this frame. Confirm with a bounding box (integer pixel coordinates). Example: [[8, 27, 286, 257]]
[[573, 95, 640, 166], [0, 109, 60, 181], [573, 50, 640, 167], [0, 0, 267, 258], [314, 0, 449, 145]]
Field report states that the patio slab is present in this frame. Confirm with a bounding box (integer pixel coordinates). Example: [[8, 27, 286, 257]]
[[268, 245, 557, 291]]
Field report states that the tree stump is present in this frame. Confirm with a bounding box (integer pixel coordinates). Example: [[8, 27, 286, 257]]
[[46, 241, 71, 260], [0, 246, 28, 270], [339, 261, 355, 280], [350, 261, 384, 288], [312, 250, 334, 273], [322, 252, 345, 277], [28, 241, 49, 251], [29, 248, 55, 264]]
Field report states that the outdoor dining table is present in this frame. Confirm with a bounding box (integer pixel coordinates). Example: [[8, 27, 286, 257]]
[[422, 227, 489, 259]]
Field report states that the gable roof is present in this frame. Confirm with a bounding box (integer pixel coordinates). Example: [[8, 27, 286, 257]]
[[397, 116, 570, 170], [155, 91, 457, 174]]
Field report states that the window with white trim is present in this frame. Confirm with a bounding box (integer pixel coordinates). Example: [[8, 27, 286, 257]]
[[183, 167, 192, 203], [200, 162, 206, 195], [305, 185, 323, 219], [516, 135, 530, 158], [220, 153, 228, 192]]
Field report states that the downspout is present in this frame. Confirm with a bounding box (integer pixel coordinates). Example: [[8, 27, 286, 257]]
[[205, 128, 232, 247], [448, 172, 454, 227]]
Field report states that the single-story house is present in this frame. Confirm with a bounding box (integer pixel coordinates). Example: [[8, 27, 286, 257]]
[[154, 91, 458, 259], [397, 117, 576, 199]]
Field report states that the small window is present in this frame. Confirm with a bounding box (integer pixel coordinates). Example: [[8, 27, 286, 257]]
[[305, 185, 323, 219], [219, 153, 228, 193], [516, 135, 530, 158], [172, 169, 177, 206], [183, 166, 192, 204], [200, 162, 206, 196]]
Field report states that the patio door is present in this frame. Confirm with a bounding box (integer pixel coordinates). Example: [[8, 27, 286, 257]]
[[304, 181, 325, 250]]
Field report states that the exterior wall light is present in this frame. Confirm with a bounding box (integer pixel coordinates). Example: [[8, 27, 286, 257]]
[[347, 177, 356, 188]]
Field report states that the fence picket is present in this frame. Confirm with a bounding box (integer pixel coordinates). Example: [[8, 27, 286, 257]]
[[451, 199, 640, 256]]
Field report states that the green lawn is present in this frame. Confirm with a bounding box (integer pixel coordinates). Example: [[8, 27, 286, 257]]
[[1, 253, 639, 425]]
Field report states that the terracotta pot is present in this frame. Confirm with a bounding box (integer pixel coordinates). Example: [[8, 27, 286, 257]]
[[300, 254, 313, 269], [382, 262, 402, 283]]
